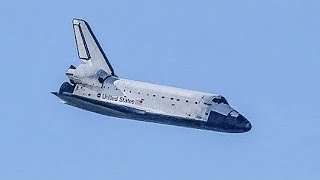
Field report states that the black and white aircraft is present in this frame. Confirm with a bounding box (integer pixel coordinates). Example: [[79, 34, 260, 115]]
[[52, 19, 252, 133]]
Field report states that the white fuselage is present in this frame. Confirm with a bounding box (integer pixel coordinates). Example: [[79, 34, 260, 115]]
[[72, 77, 235, 122]]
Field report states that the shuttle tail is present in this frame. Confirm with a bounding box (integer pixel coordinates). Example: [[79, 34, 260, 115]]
[[72, 18, 116, 76]]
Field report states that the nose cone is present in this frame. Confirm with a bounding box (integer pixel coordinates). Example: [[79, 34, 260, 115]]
[[207, 111, 252, 133], [237, 114, 252, 132]]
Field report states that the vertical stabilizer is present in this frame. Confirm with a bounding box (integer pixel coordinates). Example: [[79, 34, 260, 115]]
[[72, 18, 115, 76]]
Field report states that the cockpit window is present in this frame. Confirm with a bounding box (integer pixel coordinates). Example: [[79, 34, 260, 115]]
[[212, 96, 229, 105]]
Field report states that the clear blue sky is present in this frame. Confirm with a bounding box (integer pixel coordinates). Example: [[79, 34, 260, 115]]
[[1, 0, 319, 179]]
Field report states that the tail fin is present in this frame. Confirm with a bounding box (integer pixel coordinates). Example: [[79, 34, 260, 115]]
[[72, 18, 115, 76]]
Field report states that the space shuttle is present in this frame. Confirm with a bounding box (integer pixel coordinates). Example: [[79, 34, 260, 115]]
[[52, 18, 252, 133]]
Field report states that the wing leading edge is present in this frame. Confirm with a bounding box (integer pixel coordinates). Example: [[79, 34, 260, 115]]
[[72, 18, 115, 76]]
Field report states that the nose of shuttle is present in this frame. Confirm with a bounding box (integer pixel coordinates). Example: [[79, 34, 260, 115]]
[[237, 114, 252, 132], [207, 111, 252, 133], [223, 113, 251, 133]]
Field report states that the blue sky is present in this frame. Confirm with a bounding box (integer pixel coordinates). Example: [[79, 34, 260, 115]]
[[1, 0, 319, 179]]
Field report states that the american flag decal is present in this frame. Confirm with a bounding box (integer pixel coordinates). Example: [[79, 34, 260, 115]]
[[134, 100, 143, 105]]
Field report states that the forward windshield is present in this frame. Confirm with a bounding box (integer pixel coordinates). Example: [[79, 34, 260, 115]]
[[212, 96, 229, 105]]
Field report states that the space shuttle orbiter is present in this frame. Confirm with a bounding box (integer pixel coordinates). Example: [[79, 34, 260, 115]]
[[52, 18, 252, 133]]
